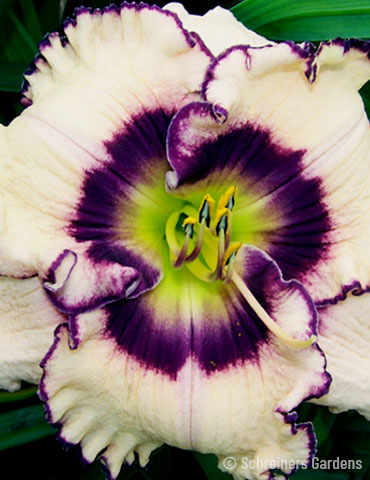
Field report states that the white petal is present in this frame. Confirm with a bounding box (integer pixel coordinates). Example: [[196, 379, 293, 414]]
[[312, 292, 370, 420], [0, 276, 64, 391], [41, 322, 324, 479], [164, 3, 272, 55], [0, 4, 211, 312]]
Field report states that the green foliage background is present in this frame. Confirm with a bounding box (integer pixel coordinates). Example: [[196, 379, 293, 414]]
[[0, 0, 369, 479]]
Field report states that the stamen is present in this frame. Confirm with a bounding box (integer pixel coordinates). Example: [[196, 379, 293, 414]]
[[215, 207, 230, 237], [181, 195, 214, 264], [183, 216, 196, 238], [165, 187, 236, 277], [217, 186, 237, 212], [232, 271, 317, 350], [173, 216, 197, 268], [216, 187, 236, 249], [165, 194, 315, 351], [213, 229, 225, 280], [223, 242, 242, 283], [207, 208, 229, 280], [185, 218, 206, 263], [199, 194, 215, 227], [225, 220, 232, 251], [224, 242, 242, 266]]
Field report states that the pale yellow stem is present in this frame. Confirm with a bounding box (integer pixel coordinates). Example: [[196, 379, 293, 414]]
[[232, 271, 317, 349]]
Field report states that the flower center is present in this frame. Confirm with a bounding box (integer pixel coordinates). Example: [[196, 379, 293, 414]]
[[165, 186, 239, 282], [165, 187, 316, 350]]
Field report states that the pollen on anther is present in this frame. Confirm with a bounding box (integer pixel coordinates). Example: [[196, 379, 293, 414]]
[[215, 208, 230, 236], [198, 194, 215, 227], [223, 242, 242, 267], [183, 216, 197, 238]]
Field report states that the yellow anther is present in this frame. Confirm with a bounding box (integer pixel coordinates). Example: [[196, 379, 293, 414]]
[[182, 216, 197, 240], [182, 216, 197, 227], [215, 207, 230, 236], [223, 242, 242, 268], [215, 207, 229, 225], [199, 194, 215, 227], [166, 188, 238, 276], [216, 193, 226, 212], [217, 186, 237, 212], [225, 185, 237, 206]]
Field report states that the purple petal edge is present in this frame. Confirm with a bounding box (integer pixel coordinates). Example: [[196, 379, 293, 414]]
[[38, 324, 97, 466], [21, 1, 212, 107], [249, 246, 330, 477], [318, 38, 370, 57], [39, 324, 146, 475], [43, 270, 142, 316], [42, 249, 77, 293], [316, 281, 370, 307], [201, 43, 315, 101], [41, 247, 152, 315], [271, 350, 331, 476], [38, 324, 67, 423], [271, 412, 317, 476], [68, 314, 81, 349], [202, 38, 370, 102]]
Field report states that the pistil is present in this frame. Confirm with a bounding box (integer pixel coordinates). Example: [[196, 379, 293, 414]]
[[231, 270, 317, 349]]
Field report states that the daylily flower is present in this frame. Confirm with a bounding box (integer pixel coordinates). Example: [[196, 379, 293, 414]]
[[0, 3, 370, 480]]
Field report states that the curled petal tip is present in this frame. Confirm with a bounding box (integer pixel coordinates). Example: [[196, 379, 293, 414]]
[[212, 104, 228, 123]]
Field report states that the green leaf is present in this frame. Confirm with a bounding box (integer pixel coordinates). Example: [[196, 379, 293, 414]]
[[0, 404, 56, 450], [8, 10, 37, 55], [231, 0, 370, 40], [37, 0, 62, 37], [257, 16, 370, 41], [340, 432, 370, 455], [76, 462, 105, 480], [0, 62, 26, 92], [59, 0, 68, 20], [0, 0, 15, 27], [296, 402, 316, 421], [20, 0, 43, 44], [360, 81, 370, 119], [311, 408, 336, 446], [291, 469, 350, 479], [194, 452, 231, 480], [0, 385, 37, 403]]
